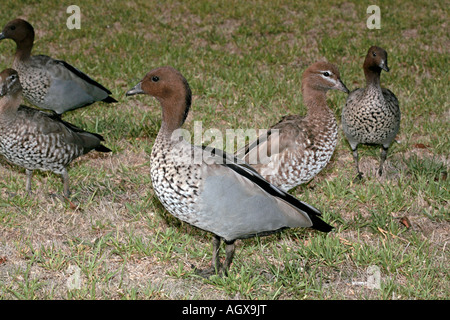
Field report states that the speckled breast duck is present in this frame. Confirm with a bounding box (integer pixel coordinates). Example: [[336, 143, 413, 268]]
[[126, 66, 332, 276], [342, 46, 400, 179], [0, 19, 117, 116], [0, 68, 111, 197], [236, 61, 349, 191]]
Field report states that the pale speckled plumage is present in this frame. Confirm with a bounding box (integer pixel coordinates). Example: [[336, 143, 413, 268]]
[[150, 136, 202, 225], [236, 61, 349, 191], [0, 19, 117, 115], [0, 68, 111, 197], [342, 46, 400, 178], [126, 66, 332, 275], [150, 135, 321, 241]]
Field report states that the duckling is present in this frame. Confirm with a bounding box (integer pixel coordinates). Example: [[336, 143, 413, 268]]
[[0, 68, 111, 197], [0, 19, 117, 116], [342, 46, 400, 180], [126, 66, 332, 276], [236, 61, 348, 191]]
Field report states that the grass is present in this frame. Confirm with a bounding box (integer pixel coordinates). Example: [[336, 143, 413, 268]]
[[0, 0, 448, 300]]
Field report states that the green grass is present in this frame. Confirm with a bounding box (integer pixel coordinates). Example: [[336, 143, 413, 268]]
[[0, 0, 448, 300]]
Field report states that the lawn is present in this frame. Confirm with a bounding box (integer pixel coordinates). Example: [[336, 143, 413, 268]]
[[0, 0, 448, 300]]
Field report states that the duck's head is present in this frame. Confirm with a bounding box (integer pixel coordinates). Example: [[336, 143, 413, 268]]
[[302, 61, 349, 94], [364, 46, 389, 72], [126, 66, 192, 132], [0, 68, 22, 98], [0, 19, 35, 46]]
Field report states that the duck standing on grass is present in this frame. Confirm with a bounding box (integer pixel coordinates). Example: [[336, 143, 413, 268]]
[[342, 46, 400, 180], [236, 61, 349, 191], [0, 18, 117, 117], [0, 68, 111, 197], [126, 66, 333, 276]]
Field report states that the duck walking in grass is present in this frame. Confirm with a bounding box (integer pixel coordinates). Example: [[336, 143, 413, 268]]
[[342, 46, 400, 180], [0, 19, 117, 117], [236, 61, 349, 191], [0, 68, 111, 197], [126, 66, 333, 276]]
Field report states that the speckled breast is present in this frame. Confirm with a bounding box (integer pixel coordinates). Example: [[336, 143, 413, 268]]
[[13, 60, 50, 107], [150, 138, 202, 225], [343, 88, 399, 145]]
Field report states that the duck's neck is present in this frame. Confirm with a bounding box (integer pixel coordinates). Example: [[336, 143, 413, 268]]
[[302, 86, 333, 118], [13, 37, 33, 62], [0, 94, 22, 120], [157, 97, 190, 140], [363, 64, 382, 89]]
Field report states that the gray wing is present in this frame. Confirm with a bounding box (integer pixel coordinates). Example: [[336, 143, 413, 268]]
[[30, 55, 115, 113], [195, 146, 331, 241], [235, 115, 305, 164], [18, 106, 110, 154], [382, 88, 400, 121]]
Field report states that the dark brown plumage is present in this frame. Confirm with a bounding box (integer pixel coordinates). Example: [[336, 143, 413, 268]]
[[0, 68, 111, 197]]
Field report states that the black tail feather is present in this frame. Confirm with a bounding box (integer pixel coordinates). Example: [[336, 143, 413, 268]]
[[46, 110, 111, 152], [102, 96, 118, 103], [95, 145, 112, 153]]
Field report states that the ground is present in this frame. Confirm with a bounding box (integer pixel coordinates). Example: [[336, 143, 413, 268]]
[[0, 0, 448, 299]]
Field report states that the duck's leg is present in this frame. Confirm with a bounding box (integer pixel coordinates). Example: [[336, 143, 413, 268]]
[[222, 240, 236, 276], [351, 145, 363, 181], [61, 169, 71, 198], [195, 235, 222, 277], [211, 235, 222, 272], [378, 145, 389, 176], [25, 169, 33, 196]]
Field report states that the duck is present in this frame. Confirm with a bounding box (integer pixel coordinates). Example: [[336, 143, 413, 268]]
[[0, 18, 117, 116], [0, 68, 111, 197], [126, 66, 333, 275], [341, 46, 400, 180], [235, 61, 349, 191]]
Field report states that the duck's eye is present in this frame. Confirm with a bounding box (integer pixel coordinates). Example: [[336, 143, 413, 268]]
[[151, 76, 159, 82], [372, 52, 377, 57], [10, 25, 16, 31], [323, 71, 330, 77]]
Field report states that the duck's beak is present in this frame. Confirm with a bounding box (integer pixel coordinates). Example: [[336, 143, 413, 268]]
[[379, 60, 389, 72], [125, 82, 144, 96], [0, 33, 5, 41], [335, 79, 350, 94]]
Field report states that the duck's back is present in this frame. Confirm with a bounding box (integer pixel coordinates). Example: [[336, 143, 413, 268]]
[[14, 55, 113, 114], [0, 105, 107, 173]]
